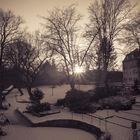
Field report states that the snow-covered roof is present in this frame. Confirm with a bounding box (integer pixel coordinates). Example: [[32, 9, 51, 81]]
[[123, 48, 140, 62]]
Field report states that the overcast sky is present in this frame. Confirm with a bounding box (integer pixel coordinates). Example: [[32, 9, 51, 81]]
[[0, 0, 140, 32], [0, 0, 92, 31]]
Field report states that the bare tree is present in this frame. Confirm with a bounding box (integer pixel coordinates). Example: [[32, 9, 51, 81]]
[[42, 5, 82, 89], [85, 0, 134, 86], [0, 9, 23, 108], [123, 11, 140, 51], [6, 32, 53, 97]]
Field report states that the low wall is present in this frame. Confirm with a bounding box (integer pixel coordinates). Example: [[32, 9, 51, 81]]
[[15, 109, 33, 126], [33, 119, 103, 138], [16, 109, 110, 140]]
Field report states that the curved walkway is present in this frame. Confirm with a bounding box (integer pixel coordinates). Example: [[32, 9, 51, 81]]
[[16, 109, 104, 139]]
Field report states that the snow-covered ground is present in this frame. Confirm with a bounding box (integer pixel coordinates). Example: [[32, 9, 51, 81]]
[[2, 126, 95, 140], [0, 85, 96, 140], [1, 85, 140, 140]]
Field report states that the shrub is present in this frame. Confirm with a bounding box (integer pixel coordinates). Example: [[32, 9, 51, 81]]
[[98, 96, 133, 110], [128, 96, 136, 104], [27, 102, 50, 113], [30, 88, 44, 104], [64, 89, 96, 113], [55, 99, 65, 106]]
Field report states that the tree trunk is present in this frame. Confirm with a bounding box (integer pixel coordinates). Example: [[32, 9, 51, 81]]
[[104, 70, 109, 89], [27, 86, 32, 97], [104, 62, 109, 89], [0, 66, 4, 109], [70, 82, 75, 90], [17, 88, 24, 96], [67, 73, 75, 90], [0, 92, 3, 109]]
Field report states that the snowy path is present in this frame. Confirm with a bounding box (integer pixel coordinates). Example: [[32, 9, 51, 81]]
[[1, 125, 96, 140]]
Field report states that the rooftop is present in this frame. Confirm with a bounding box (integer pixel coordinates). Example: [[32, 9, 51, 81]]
[[123, 48, 140, 62]]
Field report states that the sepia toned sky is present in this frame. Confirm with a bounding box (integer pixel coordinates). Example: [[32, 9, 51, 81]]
[[0, 0, 140, 32]]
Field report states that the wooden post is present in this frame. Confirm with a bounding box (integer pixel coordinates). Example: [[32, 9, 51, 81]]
[[131, 122, 138, 140]]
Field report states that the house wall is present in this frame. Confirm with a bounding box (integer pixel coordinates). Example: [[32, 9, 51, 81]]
[[123, 58, 140, 87]]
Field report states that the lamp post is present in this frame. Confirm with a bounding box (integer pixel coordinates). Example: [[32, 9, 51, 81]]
[[51, 85, 55, 96], [131, 121, 138, 140]]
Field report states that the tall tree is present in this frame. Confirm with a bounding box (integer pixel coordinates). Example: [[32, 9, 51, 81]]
[[0, 9, 23, 108], [123, 11, 140, 51], [42, 5, 82, 89], [85, 0, 133, 86], [6, 32, 53, 97]]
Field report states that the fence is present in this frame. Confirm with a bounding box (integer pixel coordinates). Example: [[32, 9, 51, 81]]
[[17, 105, 140, 140], [49, 107, 140, 140]]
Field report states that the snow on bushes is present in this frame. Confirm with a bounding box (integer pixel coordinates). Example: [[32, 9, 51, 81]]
[[63, 89, 96, 113], [27, 88, 51, 114], [98, 96, 135, 110], [55, 87, 135, 113]]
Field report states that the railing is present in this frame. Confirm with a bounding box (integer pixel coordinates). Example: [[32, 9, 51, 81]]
[[17, 105, 140, 140]]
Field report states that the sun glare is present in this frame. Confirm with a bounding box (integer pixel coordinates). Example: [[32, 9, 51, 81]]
[[74, 65, 84, 74]]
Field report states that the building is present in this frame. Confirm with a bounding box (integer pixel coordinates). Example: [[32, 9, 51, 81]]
[[123, 49, 140, 87]]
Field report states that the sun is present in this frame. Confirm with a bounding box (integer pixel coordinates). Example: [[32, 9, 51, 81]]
[[74, 65, 85, 74]]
